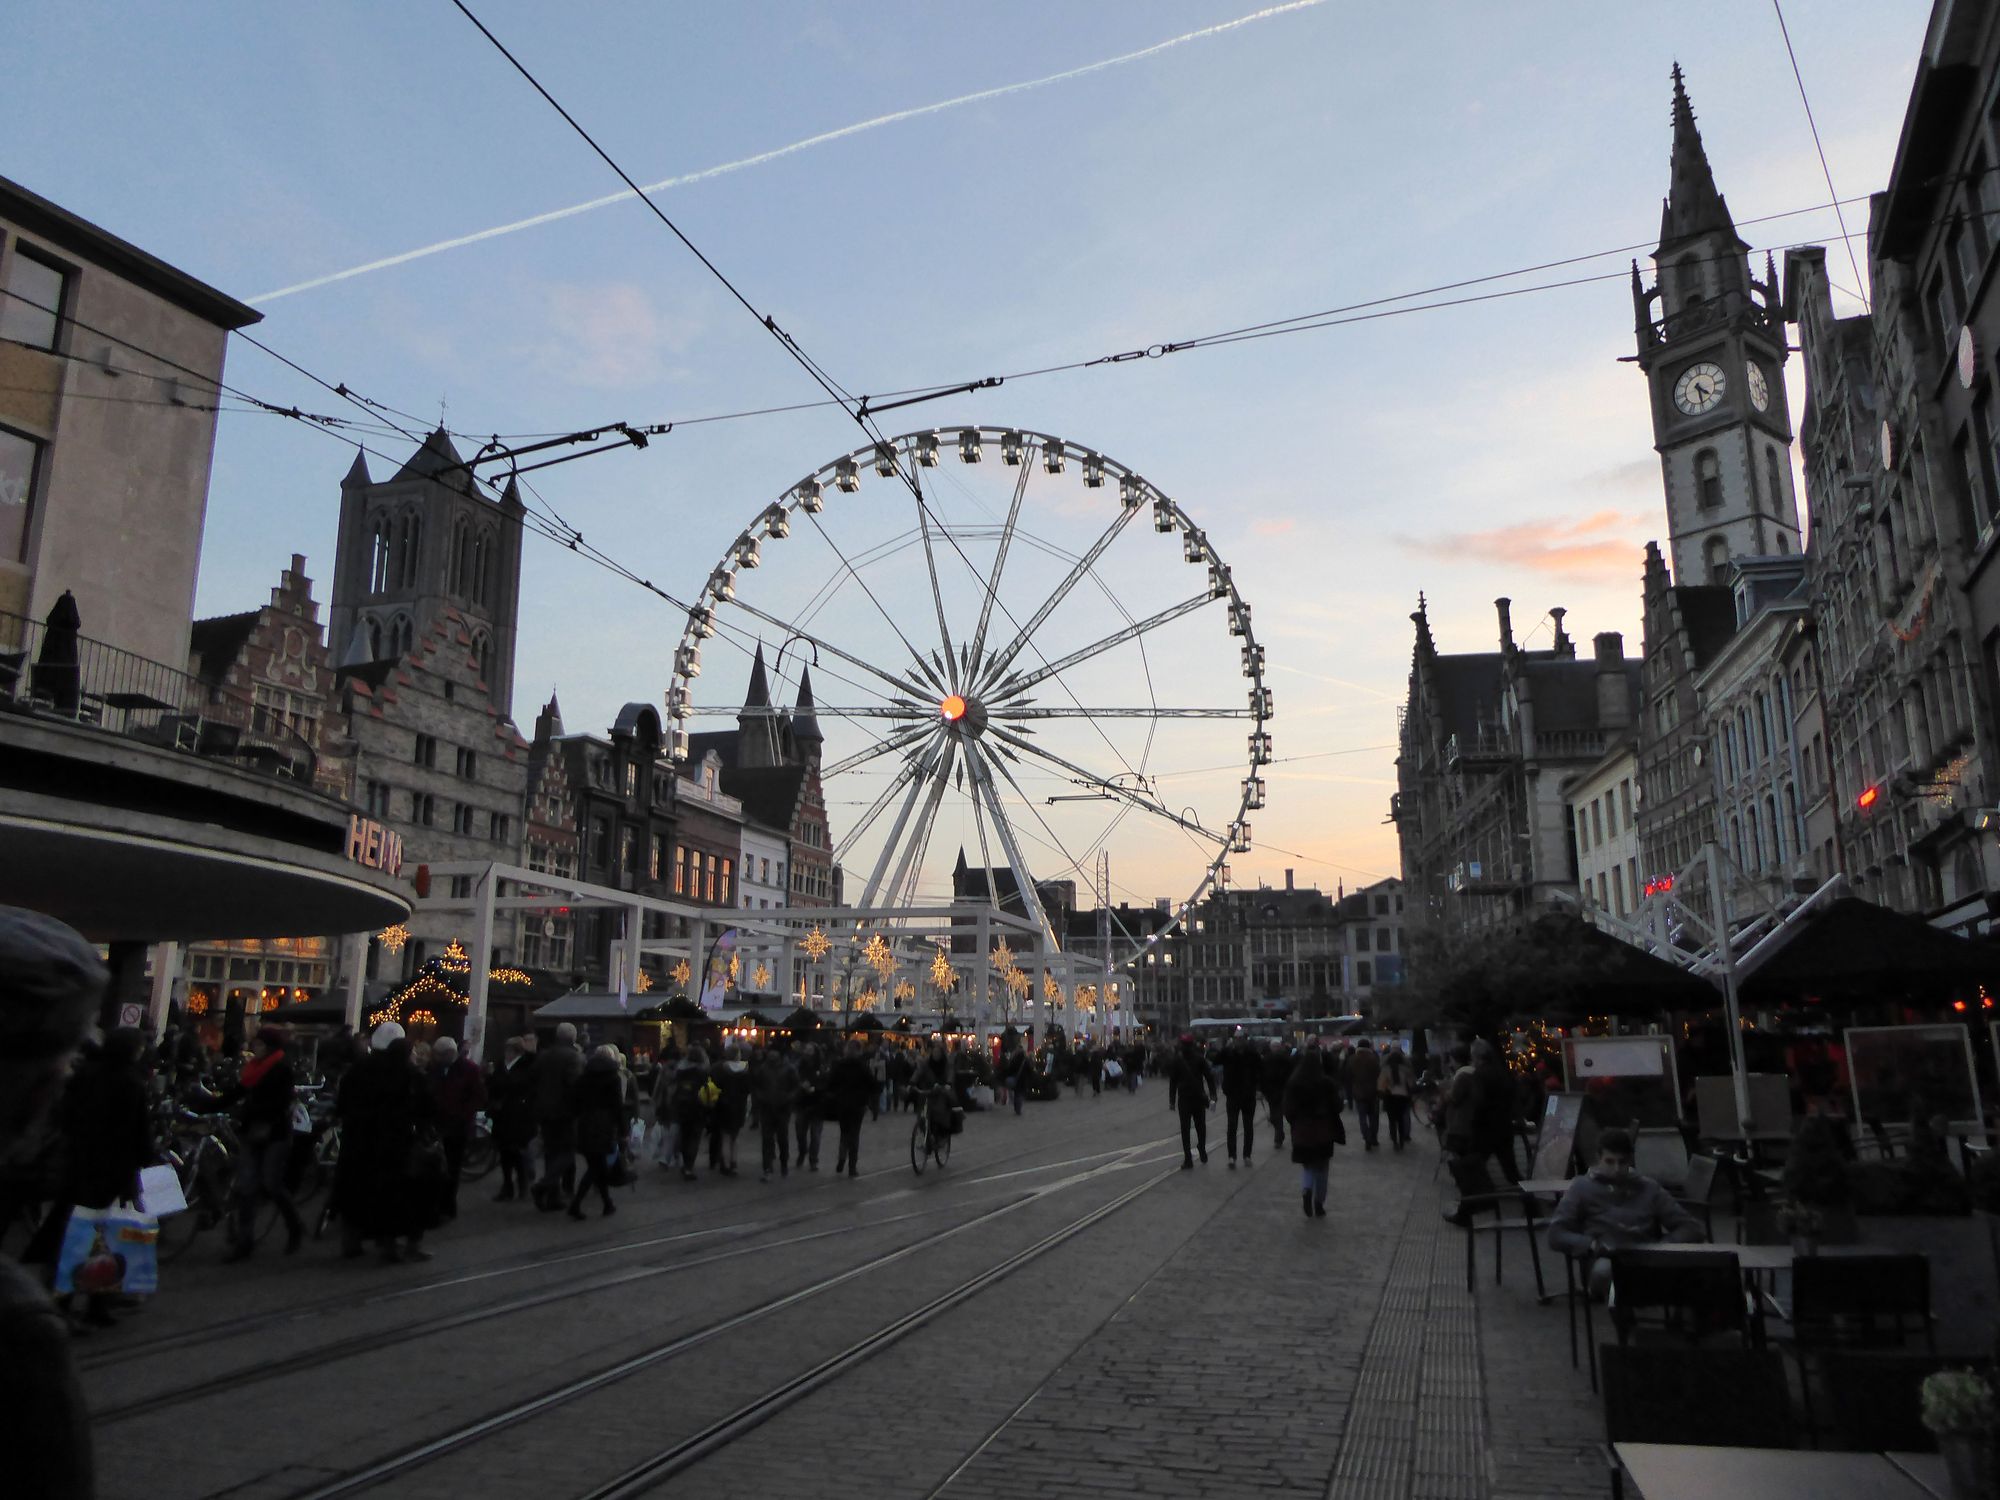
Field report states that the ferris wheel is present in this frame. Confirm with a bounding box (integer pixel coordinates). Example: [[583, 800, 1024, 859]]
[[666, 426, 1271, 966]]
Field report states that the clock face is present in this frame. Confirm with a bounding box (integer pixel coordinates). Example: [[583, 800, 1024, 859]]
[[1674, 361, 1728, 415], [1746, 362, 1770, 412]]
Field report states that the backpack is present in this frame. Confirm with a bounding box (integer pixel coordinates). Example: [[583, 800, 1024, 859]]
[[698, 1077, 721, 1109]]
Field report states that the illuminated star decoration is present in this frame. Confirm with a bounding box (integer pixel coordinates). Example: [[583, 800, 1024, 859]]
[[1006, 967, 1030, 999], [863, 933, 895, 978], [377, 923, 410, 954], [930, 947, 956, 992], [671, 958, 692, 987], [439, 939, 471, 972], [1043, 971, 1061, 1001], [408, 1009, 438, 1028], [802, 925, 833, 961], [991, 938, 1017, 975], [728, 951, 741, 981], [753, 961, 772, 990], [635, 968, 654, 994], [893, 978, 915, 1002]]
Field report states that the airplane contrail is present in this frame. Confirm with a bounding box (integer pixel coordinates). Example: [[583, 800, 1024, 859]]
[[250, 0, 1329, 303]]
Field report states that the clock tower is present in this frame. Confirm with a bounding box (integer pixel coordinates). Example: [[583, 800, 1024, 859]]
[[1633, 65, 1800, 586]]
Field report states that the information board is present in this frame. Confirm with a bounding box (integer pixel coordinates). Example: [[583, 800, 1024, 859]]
[[1529, 1092, 1587, 1180], [1562, 1034, 1680, 1126], [1846, 1023, 1983, 1133]]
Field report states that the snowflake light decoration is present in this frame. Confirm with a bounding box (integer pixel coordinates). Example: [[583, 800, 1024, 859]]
[[1005, 967, 1030, 998], [1043, 971, 1061, 1001], [635, 969, 654, 994], [753, 961, 772, 990], [377, 923, 410, 954], [802, 925, 833, 961], [930, 948, 956, 992], [991, 938, 1017, 974], [893, 978, 915, 1002], [863, 934, 895, 977], [671, 958, 692, 986]]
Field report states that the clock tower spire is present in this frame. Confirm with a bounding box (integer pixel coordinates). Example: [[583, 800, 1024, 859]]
[[1633, 64, 1800, 586]]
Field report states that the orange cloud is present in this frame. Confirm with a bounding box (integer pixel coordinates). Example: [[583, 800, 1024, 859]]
[[1401, 509, 1649, 580], [1252, 517, 1296, 537]]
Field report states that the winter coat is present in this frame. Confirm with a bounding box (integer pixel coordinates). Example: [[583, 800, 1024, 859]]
[[333, 1046, 437, 1238], [714, 1060, 752, 1132], [0, 1260, 91, 1500], [1470, 1056, 1516, 1155], [1168, 1047, 1213, 1113], [825, 1056, 874, 1124], [492, 1055, 538, 1148], [1259, 1048, 1293, 1100], [1283, 1059, 1342, 1165], [1347, 1047, 1382, 1103], [431, 1058, 487, 1138], [668, 1060, 709, 1133], [1443, 1065, 1480, 1154], [1219, 1043, 1262, 1101], [225, 1050, 296, 1147], [1547, 1170, 1702, 1257], [755, 1056, 801, 1120], [53, 1054, 152, 1209], [531, 1042, 585, 1124], [1378, 1050, 1413, 1098], [571, 1057, 627, 1158]]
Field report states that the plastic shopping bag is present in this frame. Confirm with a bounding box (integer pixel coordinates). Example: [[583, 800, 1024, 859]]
[[54, 1204, 159, 1296]]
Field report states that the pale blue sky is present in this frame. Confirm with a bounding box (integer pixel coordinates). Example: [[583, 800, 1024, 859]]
[[7, 1, 1933, 905]]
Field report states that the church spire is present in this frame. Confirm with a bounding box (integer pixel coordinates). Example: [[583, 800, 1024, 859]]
[[1658, 63, 1744, 253], [745, 642, 772, 709], [792, 663, 823, 746]]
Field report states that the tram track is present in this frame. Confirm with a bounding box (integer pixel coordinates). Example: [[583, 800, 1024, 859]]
[[83, 1126, 1163, 1378], [277, 1152, 1179, 1500]]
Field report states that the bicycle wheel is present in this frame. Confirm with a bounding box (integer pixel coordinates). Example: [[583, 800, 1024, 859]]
[[461, 1131, 497, 1181], [910, 1118, 928, 1176], [934, 1126, 952, 1170]]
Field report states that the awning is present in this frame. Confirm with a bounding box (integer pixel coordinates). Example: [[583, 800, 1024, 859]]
[[1739, 896, 1999, 1008]]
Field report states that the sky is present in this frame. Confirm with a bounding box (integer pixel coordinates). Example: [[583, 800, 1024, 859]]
[[6, 0, 1936, 915]]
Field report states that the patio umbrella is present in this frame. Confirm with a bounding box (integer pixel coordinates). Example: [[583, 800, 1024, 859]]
[[1738, 896, 1998, 1008], [32, 589, 81, 716], [1519, 913, 1717, 1023]]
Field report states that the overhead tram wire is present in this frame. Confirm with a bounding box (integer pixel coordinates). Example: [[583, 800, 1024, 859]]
[[1772, 0, 1870, 312]]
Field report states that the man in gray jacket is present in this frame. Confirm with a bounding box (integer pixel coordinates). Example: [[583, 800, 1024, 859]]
[[1546, 1128, 1702, 1296], [530, 1022, 586, 1209]]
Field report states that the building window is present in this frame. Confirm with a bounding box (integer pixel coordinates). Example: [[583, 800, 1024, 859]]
[[413, 733, 437, 768], [1612, 864, 1625, 916], [1929, 270, 1956, 351], [1591, 800, 1604, 844], [390, 614, 413, 657], [1952, 221, 1981, 306], [368, 515, 392, 594], [455, 746, 478, 779], [1705, 535, 1730, 585], [399, 512, 422, 588], [620, 827, 636, 878], [591, 816, 611, 869], [1355, 961, 1372, 988], [1766, 450, 1785, 515], [471, 632, 489, 683], [1376, 926, 1391, 951], [0, 424, 42, 565], [703, 853, 718, 902], [1604, 792, 1617, 839], [365, 779, 390, 817], [721, 858, 734, 906], [1, 247, 68, 351], [453, 802, 476, 835], [472, 531, 491, 607], [649, 835, 663, 883], [413, 792, 436, 826], [624, 762, 637, 799], [1354, 927, 1371, 952], [491, 811, 510, 844], [1695, 449, 1723, 510], [674, 844, 689, 895]]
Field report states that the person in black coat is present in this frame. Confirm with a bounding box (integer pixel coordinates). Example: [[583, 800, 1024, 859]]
[[1260, 1041, 1293, 1149], [793, 1043, 826, 1170], [1219, 1034, 1263, 1168], [334, 1024, 437, 1263], [1168, 1035, 1214, 1170], [490, 1037, 538, 1202], [756, 1048, 800, 1182], [566, 1047, 628, 1219], [825, 1040, 874, 1178], [1283, 1045, 1342, 1219], [221, 1025, 303, 1260]]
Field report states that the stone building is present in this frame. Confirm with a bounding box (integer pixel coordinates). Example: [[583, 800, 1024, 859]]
[[1564, 744, 1640, 920], [1394, 598, 1640, 936], [328, 430, 525, 719], [1335, 876, 1406, 1007], [555, 702, 681, 987], [520, 693, 578, 976]]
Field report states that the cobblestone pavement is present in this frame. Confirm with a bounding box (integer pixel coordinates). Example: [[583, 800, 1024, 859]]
[[79, 1091, 1607, 1500]]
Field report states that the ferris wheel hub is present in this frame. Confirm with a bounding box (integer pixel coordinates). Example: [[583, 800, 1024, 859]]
[[939, 693, 988, 737]]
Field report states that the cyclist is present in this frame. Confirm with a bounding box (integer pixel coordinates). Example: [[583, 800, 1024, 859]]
[[220, 1025, 305, 1260]]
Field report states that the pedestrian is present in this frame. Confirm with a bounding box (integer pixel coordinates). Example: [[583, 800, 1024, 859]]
[[1468, 1039, 1521, 1184], [221, 1025, 305, 1260], [427, 1036, 486, 1219], [1005, 1045, 1030, 1117], [566, 1046, 628, 1220], [709, 1044, 750, 1176], [1442, 1042, 1478, 1158], [334, 1023, 437, 1263], [826, 1039, 873, 1178], [1168, 1034, 1213, 1169], [491, 1037, 537, 1201], [1260, 1040, 1291, 1150], [1283, 1045, 1342, 1218], [530, 1021, 586, 1210], [1378, 1043, 1415, 1151], [756, 1047, 800, 1182], [794, 1042, 826, 1171], [669, 1046, 710, 1180], [1348, 1039, 1382, 1152], [1219, 1029, 1261, 1168], [24, 1027, 153, 1328], [867, 1043, 887, 1120], [0, 906, 105, 1498]]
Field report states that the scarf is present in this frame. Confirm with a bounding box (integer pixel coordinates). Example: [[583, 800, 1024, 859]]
[[240, 1048, 284, 1089]]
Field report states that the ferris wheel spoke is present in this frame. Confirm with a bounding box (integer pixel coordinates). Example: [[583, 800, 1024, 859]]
[[992, 706, 1257, 719], [977, 504, 1142, 691], [838, 748, 928, 856], [911, 472, 960, 689], [724, 595, 932, 702], [984, 724, 1223, 843], [964, 740, 1061, 952], [818, 723, 936, 781], [851, 742, 942, 912], [874, 738, 958, 916], [965, 458, 1033, 680], [987, 592, 1216, 701], [802, 508, 936, 692]]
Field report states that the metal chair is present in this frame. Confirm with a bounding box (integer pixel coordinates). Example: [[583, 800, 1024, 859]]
[[1600, 1344, 1794, 1500], [1608, 1247, 1758, 1348], [1787, 1253, 1935, 1352], [1674, 1153, 1719, 1241], [1444, 1154, 1545, 1300]]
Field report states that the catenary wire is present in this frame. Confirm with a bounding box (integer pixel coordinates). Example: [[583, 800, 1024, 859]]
[[1771, 0, 1870, 312]]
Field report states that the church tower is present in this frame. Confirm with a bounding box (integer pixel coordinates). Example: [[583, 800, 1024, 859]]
[[1633, 66, 1801, 585], [327, 430, 526, 717]]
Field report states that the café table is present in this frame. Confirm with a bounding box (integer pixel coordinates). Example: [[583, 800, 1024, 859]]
[[1883, 1451, 1949, 1499], [1611, 1442, 1940, 1499]]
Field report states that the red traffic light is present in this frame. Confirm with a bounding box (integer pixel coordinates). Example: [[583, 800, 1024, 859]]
[[1857, 785, 1881, 811]]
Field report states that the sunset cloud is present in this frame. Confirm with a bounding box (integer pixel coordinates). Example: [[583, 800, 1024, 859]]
[[1398, 508, 1650, 581]]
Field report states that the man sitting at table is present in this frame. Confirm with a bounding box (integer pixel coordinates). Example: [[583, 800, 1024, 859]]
[[1546, 1128, 1703, 1297]]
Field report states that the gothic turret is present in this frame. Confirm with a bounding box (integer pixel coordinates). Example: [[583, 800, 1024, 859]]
[[792, 664, 823, 750]]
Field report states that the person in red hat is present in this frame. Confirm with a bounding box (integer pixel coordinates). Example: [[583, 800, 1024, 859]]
[[220, 1025, 305, 1260]]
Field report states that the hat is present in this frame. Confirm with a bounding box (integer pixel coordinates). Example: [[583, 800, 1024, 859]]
[[369, 1021, 406, 1051], [1179, 1032, 1195, 1046], [0, 907, 107, 1061]]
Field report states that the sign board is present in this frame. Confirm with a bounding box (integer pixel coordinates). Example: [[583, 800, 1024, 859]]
[[1693, 1073, 1793, 1141], [1562, 1034, 1680, 1126], [117, 1001, 145, 1030], [346, 815, 404, 877], [1529, 1092, 1587, 1180], [1846, 1023, 1983, 1133]]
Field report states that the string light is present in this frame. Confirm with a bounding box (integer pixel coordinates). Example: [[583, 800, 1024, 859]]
[[439, 939, 470, 973], [672, 958, 692, 986], [378, 923, 410, 954], [753, 961, 772, 990], [803, 925, 833, 961], [488, 967, 533, 986], [408, 1009, 438, 1027], [930, 948, 956, 992], [863, 934, 895, 977]]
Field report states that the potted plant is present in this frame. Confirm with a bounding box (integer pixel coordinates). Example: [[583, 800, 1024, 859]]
[[1920, 1369, 1996, 1500]]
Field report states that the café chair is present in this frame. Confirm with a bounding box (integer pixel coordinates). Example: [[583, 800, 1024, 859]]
[[1673, 1154, 1719, 1242], [1787, 1253, 1935, 1352], [1608, 1247, 1758, 1349], [1805, 1350, 1991, 1451], [1600, 1344, 1794, 1500], [1442, 1154, 1545, 1301]]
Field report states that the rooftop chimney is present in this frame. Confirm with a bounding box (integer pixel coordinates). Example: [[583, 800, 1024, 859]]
[[1594, 632, 1630, 730], [1550, 606, 1572, 657], [1286, 868, 1295, 890], [1495, 597, 1514, 650]]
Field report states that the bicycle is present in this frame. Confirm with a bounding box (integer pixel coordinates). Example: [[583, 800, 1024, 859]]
[[153, 1107, 238, 1263], [909, 1087, 957, 1175], [459, 1112, 497, 1181]]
